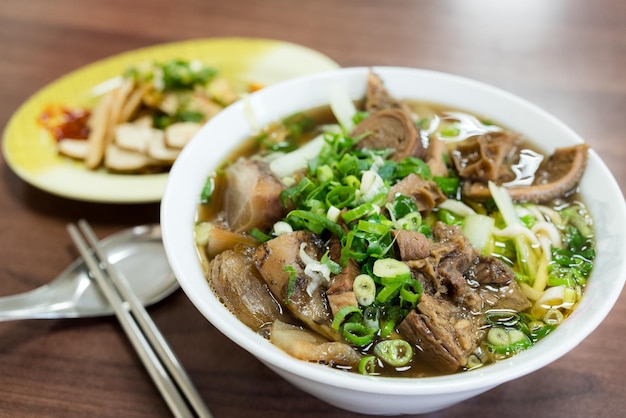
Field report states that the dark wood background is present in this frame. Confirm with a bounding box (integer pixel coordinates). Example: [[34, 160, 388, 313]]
[[1, 1, 624, 417]]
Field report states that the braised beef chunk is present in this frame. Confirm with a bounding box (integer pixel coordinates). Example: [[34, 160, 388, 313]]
[[326, 237, 360, 315], [399, 222, 531, 372], [351, 108, 425, 161], [388, 174, 446, 215], [467, 256, 532, 312], [327, 260, 361, 316], [392, 229, 431, 261], [468, 255, 515, 285], [398, 295, 478, 373], [429, 223, 481, 307]]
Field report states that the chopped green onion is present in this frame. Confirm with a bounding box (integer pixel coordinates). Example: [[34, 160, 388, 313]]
[[326, 185, 357, 209], [486, 327, 532, 355], [331, 305, 362, 330], [394, 212, 422, 231], [316, 164, 335, 182], [434, 175, 460, 196], [391, 194, 419, 218], [199, 175, 215, 204], [356, 219, 390, 236], [353, 274, 376, 306], [462, 213, 495, 254], [320, 251, 343, 275], [342, 322, 375, 347], [286, 210, 345, 238], [249, 228, 272, 242], [375, 281, 403, 304], [379, 306, 402, 338], [373, 258, 410, 278], [284, 265, 297, 304], [399, 280, 422, 308], [342, 203, 379, 223]]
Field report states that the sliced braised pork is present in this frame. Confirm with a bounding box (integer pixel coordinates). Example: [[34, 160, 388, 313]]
[[224, 158, 287, 232]]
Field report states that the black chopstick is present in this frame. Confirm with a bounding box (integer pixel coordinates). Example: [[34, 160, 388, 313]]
[[67, 220, 212, 418]]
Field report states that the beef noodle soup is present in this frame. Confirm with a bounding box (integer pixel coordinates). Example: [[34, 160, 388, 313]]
[[194, 72, 594, 377]]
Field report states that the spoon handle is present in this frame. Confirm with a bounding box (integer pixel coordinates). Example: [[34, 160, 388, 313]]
[[0, 286, 74, 321]]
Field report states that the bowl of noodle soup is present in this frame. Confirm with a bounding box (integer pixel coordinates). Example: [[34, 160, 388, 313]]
[[161, 67, 626, 415]]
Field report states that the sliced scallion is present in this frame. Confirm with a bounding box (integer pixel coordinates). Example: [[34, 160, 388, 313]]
[[353, 274, 376, 306]]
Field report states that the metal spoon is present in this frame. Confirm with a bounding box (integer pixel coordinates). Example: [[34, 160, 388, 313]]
[[0, 224, 178, 321]]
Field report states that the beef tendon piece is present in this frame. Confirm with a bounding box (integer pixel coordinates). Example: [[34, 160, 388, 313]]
[[224, 158, 287, 232], [398, 294, 478, 373], [270, 320, 361, 367], [208, 245, 290, 330], [462, 144, 589, 203], [451, 131, 520, 183]]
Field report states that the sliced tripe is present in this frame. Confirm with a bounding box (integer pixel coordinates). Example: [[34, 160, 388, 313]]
[[58, 139, 89, 160], [147, 131, 180, 163], [164, 122, 202, 149], [104, 143, 153, 172], [115, 123, 163, 153]]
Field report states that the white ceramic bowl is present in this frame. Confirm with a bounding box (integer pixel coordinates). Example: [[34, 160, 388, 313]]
[[161, 67, 626, 415]]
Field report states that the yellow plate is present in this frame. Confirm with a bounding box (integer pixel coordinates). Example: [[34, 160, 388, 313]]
[[2, 38, 339, 203]]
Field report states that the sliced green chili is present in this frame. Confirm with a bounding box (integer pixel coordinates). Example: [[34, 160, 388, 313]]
[[358, 355, 377, 375], [373, 339, 413, 367]]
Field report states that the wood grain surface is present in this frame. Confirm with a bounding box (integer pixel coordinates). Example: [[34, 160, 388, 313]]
[[0, 1, 624, 417]]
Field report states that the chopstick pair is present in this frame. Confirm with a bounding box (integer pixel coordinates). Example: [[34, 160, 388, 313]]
[[67, 220, 212, 418]]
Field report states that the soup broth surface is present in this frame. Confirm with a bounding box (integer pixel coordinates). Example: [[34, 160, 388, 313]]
[[195, 97, 594, 378]]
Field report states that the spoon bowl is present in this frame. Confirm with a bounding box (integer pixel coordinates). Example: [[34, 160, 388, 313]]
[[0, 224, 178, 321]]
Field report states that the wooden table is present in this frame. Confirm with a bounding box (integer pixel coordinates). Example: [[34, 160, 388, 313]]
[[1, 1, 624, 417]]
